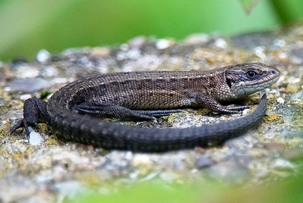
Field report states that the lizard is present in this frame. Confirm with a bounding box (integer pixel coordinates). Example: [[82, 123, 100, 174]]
[[9, 62, 280, 152]]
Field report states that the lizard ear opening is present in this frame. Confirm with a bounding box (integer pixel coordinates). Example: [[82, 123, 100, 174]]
[[226, 78, 232, 88]]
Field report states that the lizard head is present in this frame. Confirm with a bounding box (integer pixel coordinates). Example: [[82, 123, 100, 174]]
[[225, 62, 280, 97]]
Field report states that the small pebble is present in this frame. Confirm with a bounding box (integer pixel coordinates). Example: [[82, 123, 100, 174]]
[[276, 97, 285, 104], [20, 94, 32, 101], [8, 78, 51, 92], [184, 33, 209, 45], [15, 65, 40, 78], [36, 49, 51, 63], [215, 38, 227, 49], [254, 46, 266, 60], [195, 156, 213, 169], [29, 130, 44, 146], [156, 39, 172, 49]]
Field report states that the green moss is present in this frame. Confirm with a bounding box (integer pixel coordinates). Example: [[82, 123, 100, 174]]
[[266, 113, 283, 122]]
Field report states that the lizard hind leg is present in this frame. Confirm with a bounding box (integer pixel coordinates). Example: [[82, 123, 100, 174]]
[[132, 109, 183, 117], [9, 97, 48, 136], [73, 102, 155, 121], [73, 102, 182, 121]]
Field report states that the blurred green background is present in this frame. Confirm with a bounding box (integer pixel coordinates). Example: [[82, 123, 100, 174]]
[[1, 1, 303, 202], [0, 0, 303, 61]]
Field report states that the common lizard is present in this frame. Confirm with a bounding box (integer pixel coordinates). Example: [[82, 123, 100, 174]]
[[9, 63, 280, 152]]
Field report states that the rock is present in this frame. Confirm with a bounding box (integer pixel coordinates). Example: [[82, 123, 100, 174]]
[[8, 78, 51, 92]]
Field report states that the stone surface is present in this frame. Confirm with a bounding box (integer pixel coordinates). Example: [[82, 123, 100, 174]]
[[1, 24, 303, 202]]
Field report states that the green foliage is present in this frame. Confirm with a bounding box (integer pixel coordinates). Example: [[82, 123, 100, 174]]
[[0, 0, 302, 60], [240, 0, 261, 14], [66, 169, 303, 203], [64, 180, 219, 203]]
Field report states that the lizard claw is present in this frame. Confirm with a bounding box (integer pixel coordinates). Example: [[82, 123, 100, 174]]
[[9, 118, 42, 141], [8, 119, 24, 135]]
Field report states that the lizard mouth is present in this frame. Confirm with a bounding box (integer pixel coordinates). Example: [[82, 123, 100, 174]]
[[234, 67, 280, 97]]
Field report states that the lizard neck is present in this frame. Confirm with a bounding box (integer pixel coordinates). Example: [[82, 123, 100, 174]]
[[206, 70, 238, 101]]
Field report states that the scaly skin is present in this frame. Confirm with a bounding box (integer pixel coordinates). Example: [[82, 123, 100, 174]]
[[10, 63, 280, 152]]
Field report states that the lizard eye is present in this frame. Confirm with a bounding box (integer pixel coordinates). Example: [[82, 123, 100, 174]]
[[246, 70, 258, 79]]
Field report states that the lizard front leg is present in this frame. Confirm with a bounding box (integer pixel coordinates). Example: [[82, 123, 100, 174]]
[[192, 93, 249, 114]]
